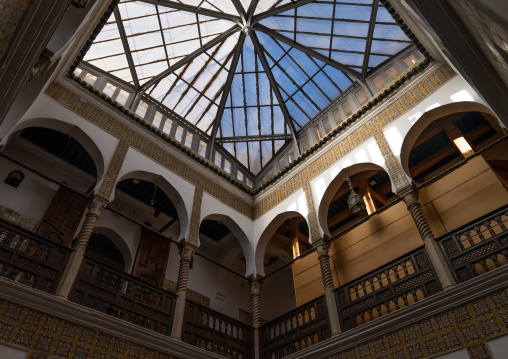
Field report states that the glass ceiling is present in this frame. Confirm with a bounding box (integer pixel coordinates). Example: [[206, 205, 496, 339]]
[[83, 0, 413, 175]]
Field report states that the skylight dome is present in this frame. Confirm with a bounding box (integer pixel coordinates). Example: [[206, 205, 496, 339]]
[[82, 0, 413, 175]]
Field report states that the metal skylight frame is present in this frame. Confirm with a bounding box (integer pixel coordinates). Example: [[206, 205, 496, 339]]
[[81, 0, 414, 176]]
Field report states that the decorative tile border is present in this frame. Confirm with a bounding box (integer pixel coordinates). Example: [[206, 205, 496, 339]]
[[0, 298, 177, 359], [302, 177, 321, 242], [97, 139, 129, 200], [187, 188, 203, 246], [45, 82, 254, 220], [253, 63, 456, 219], [330, 288, 508, 359]]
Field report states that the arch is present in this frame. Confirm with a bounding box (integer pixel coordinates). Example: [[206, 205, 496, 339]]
[[318, 163, 389, 238], [255, 211, 310, 276], [200, 214, 254, 276], [400, 101, 503, 177], [116, 170, 188, 241], [89, 226, 133, 272], [2, 117, 106, 187]]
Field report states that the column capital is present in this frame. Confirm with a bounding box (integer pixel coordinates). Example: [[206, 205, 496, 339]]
[[313, 238, 330, 257], [178, 242, 197, 260], [87, 196, 109, 216], [398, 186, 420, 209]]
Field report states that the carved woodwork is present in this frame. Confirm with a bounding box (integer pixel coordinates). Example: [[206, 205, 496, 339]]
[[131, 227, 171, 288], [36, 186, 88, 247]]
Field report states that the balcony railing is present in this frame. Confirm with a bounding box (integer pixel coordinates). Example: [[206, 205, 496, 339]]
[[69, 257, 177, 336], [438, 204, 508, 283], [334, 247, 442, 331], [259, 296, 330, 359], [0, 219, 71, 293], [183, 300, 254, 359]]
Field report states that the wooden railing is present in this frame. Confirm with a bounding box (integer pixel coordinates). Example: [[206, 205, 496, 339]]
[[69, 257, 177, 336], [334, 247, 442, 331], [438, 204, 508, 283], [259, 296, 330, 359], [0, 219, 71, 293], [183, 300, 254, 359]]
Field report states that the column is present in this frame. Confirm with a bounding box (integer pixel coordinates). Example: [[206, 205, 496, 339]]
[[171, 242, 196, 340], [55, 195, 108, 299], [249, 275, 262, 359], [399, 187, 457, 289], [314, 238, 342, 336]]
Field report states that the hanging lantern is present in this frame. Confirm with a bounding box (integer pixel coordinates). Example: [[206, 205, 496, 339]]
[[345, 174, 366, 216]]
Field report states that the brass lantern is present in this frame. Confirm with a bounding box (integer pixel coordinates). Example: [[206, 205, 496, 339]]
[[345, 174, 366, 216]]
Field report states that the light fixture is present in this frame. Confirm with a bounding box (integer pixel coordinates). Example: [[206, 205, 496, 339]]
[[150, 181, 158, 206], [345, 174, 366, 216], [453, 137, 474, 156]]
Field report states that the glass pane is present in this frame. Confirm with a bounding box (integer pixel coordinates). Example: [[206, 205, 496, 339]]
[[83, 73, 97, 86], [116, 89, 130, 106], [301, 134, 310, 152], [288, 148, 295, 163], [314, 125, 323, 141], [246, 178, 253, 187], [103, 83, 116, 97], [175, 126, 184, 142], [332, 108, 342, 123], [385, 66, 399, 81], [224, 159, 231, 173], [372, 74, 387, 92], [153, 111, 163, 128], [322, 117, 332, 133], [136, 100, 148, 118], [355, 88, 369, 106], [184, 132, 193, 148], [162, 118, 173, 134], [214, 151, 222, 167], [341, 100, 353, 118], [279, 154, 288, 170], [237, 170, 244, 181], [198, 140, 207, 157], [404, 54, 418, 67], [73, 68, 83, 77]]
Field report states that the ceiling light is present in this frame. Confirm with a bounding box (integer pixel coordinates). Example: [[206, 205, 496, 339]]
[[345, 174, 366, 216], [453, 137, 474, 156]]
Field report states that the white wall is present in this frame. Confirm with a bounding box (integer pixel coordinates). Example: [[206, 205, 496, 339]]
[[0, 157, 58, 222], [0, 343, 28, 359], [487, 333, 508, 358]]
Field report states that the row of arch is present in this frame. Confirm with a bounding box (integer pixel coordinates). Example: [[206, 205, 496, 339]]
[[2, 101, 506, 277]]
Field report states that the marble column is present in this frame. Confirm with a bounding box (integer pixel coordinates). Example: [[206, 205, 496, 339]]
[[249, 275, 262, 359], [399, 187, 457, 289], [314, 238, 342, 336], [171, 242, 196, 340], [55, 196, 108, 299]]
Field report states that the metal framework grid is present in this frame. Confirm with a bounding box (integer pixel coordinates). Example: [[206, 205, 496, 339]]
[[82, 0, 412, 175]]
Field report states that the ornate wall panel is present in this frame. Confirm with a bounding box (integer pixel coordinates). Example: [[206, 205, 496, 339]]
[[187, 188, 203, 246], [97, 139, 129, 200], [0, 0, 30, 62]]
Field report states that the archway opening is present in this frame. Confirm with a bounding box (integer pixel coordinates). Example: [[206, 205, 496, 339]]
[[327, 169, 395, 236], [85, 233, 125, 271]]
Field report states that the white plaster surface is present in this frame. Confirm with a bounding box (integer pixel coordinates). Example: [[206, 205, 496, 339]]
[[487, 334, 508, 358], [0, 342, 29, 359]]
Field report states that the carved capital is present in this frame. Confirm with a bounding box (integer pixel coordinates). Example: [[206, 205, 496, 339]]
[[398, 187, 420, 210], [87, 196, 108, 217], [313, 238, 330, 258], [248, 275, 263, 295], [179, 242, 197, 261]]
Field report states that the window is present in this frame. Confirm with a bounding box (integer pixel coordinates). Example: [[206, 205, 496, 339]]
[[224, 159, 231, 173], [288, 148, 295, 163], [152, 111, 163, 128], [403, 54, 418, 67], [314, 125, 323, 141], [322, 117, 332, 134], [341, 100, 353, 118], [372, 74, 387, 92], [116, 89, 130, 106], [279, 154, 288, 170], [237, 170, 245, 182], [73, 68, 83, 77], [136, 101, 148, 118], [384, 66, 399, 81], [103, 83, 117, 97], [174, 126, 184, 142], [355, 88, 369, 106], [83, 73, 97, 86], [267, 168, 274, 180], [214, 152, 222, 167], [198, 140, 207, 157], [332, 108, 342, 123], [300, 134, 310, 152], [162, 118, 173, 134], [4, 170, 24, 188], [184, 132, 193, 148], [246, 177, 253, 188]]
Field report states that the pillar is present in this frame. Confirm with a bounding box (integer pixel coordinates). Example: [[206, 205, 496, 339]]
[[399, 187, 457, 289], [171, 242, 196, 340], [55, 195, 108, 299], [314, 238, 342, 336], [249, 275, 262, 359]]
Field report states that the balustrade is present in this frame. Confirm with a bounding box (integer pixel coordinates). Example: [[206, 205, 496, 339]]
[[0, 219, 71, 293], [438, 204, 508, 283], [335, 247, 441, 331], [259, 296, 329, 359], [183, 300, 254, 359], [69, 257, 176, 336]]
